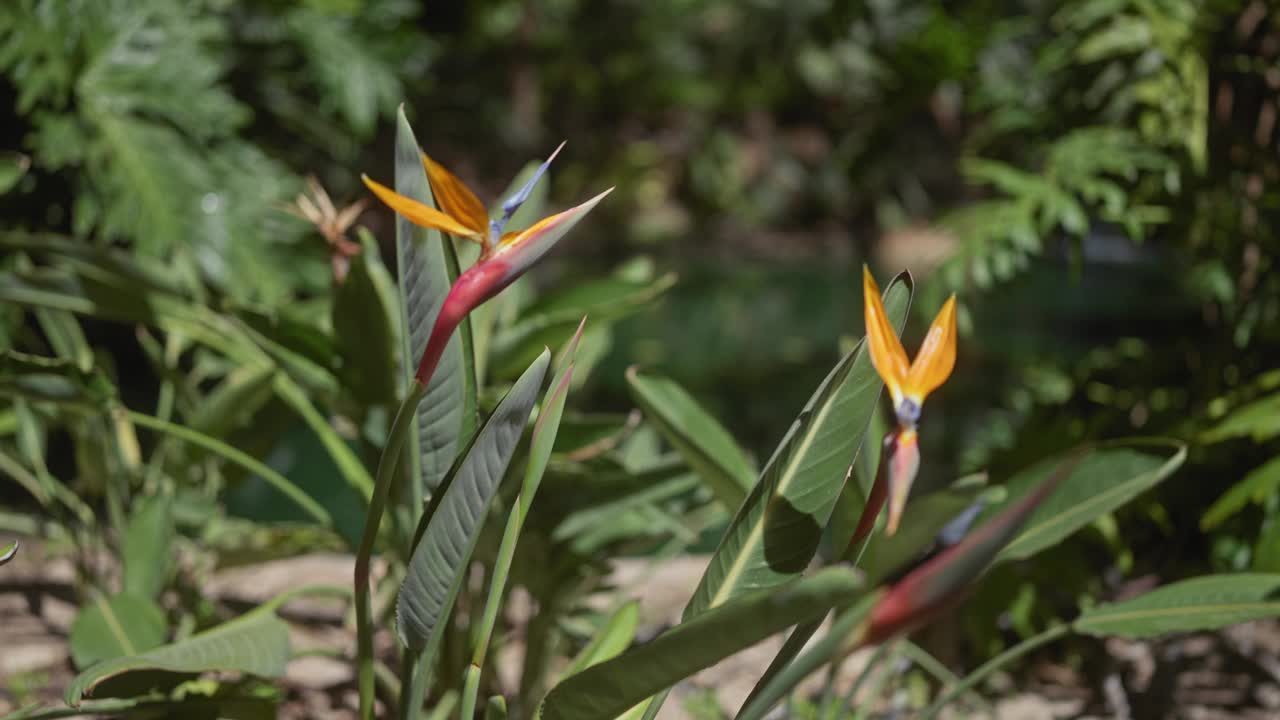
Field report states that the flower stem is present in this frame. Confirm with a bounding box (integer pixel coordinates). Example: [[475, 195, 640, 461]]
[[356, 381, 427, 720]]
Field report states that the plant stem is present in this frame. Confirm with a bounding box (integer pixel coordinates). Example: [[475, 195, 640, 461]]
[[356, 382, 426, 720], [919, 623, 1070, 720], [459, 663, 482, 720], [900, 641, 995, 716]]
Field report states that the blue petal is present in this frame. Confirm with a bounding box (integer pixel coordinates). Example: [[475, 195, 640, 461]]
[[491, 141, 565, 237]]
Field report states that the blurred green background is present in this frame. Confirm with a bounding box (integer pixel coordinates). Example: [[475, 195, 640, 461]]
[[2, 0, 1278, 661]]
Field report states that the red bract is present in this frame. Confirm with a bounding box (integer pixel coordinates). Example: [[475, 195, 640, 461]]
[[862, 451, 1083, 645]]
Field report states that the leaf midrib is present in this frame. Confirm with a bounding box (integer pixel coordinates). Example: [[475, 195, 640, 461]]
[[1079, 601, 1280, 627], [97, 595, 136, 655], [706, 374, 846, 610], [1001, 449, 1180, 559]]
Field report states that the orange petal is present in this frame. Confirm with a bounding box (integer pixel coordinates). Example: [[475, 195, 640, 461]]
[[421, 153, 489, 236], [361, 175, 482, 241], [904, 294, 957, 403], [863, 266, 910, 406]]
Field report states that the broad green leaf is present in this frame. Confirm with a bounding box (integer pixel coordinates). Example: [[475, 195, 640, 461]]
[[461, 324, 585, 720], [988, 440, 1185, 564], [69, 593, 167, 670], [626, 368, 754, 510], [1, 540, 19, 565], [332, 251, 397, 406], [636, 273, 909, 719], [735, 594, 881, 720], [687, 273, 911, 614], [397, 351, 550, 652], [122, 495, 174, 600], [539, 567, 865, 720], [1201, 456, 1280, 530], [560, 601, 641, 680], [393, 107, 475, 495], [66, 603, 292, 706], [829, 401, 890, 553], [1074, 574, 1280, 638], [859, 475, 1001, 584]]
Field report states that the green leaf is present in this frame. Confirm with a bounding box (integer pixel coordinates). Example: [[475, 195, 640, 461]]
[[1073, 574, 1280, 638], [1202, 392, 1280, 443], [1, 540, 19, 566], [1202, 456, 1280, 531], [560, 601, 641, 680], [859, 475, 1001, 585], [0, 151, 30, 194], [636, 273, 908, 719], [69, 593, 167, 670], [121, 494, 174, 600], [626, 368, 755, 511], [394, 107, 474, 495], [397, 351, 550, 652], [735, 594, 881, 720], [539, 567, 865, 720], [0, 349, 116, 410], [126, 410, 331, 528], [332, 251, 397, 406], [687, 273, 910, 613], [66, 603, 292, 706], [462, 323, 585, 720], [988, 439, 1186, 564]]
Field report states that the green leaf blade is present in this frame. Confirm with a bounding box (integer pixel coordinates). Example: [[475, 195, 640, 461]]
[[394, 107, 473, 494], [539, 567, 865, 720], [1074, 574, 1280, 638], [626, 368, 754, 510], [66, 607, 290, 706], [990, 440, 1186, 564], [687, 272, 911, 615], [396, 351, 551, 652], [69, 593, 167, 671]]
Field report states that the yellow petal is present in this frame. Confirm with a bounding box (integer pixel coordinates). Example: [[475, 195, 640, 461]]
[[361, 175, 482, 241], [863, 266, 910, 405], [421, 152, 489, 236], [904, 294, 957, 403]]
